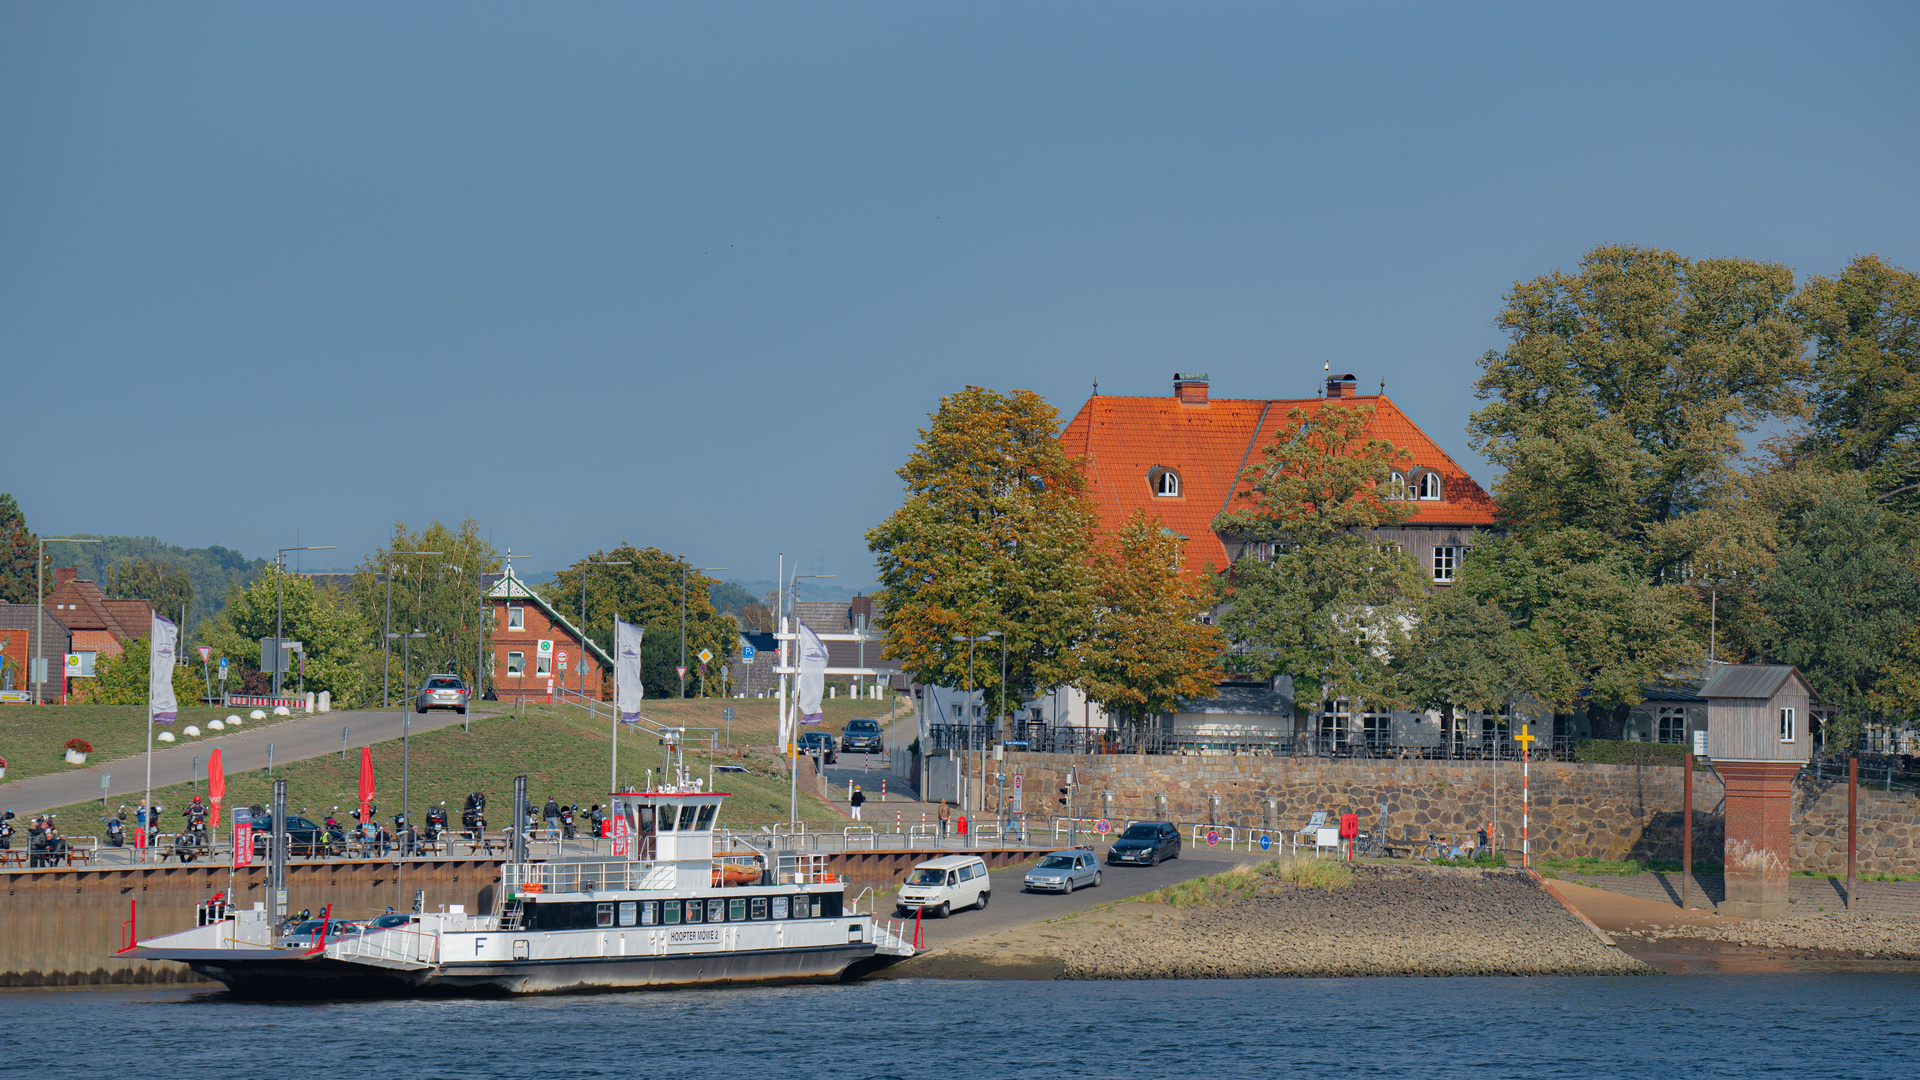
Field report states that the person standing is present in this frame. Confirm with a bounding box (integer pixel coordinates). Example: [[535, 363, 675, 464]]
[[543, 796, 562, 840], [849, 786, 866, 822], [938, 803, 951, 838]]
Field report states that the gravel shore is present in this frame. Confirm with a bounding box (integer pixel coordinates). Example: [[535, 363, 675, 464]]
[[897, 862, 1652, 980], [1620, 911, 1920, 959]]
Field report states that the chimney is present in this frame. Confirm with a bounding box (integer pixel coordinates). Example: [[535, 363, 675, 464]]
[[55, 567, 77, 589], [1325, 373, 1357, 399], [850, 594, 873, 631], [1173, 372, 1210, 405]]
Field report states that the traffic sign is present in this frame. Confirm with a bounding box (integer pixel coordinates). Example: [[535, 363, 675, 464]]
[[1205, 829, 1220, 847], [558, 650, 568, 665], [196, 645, 212, 662], [1259, 833, 1272, 851], [722, 706, 736, 722], [697, 648, 713, 665], [1095, 819, 1110, 835], [741, 645, 755, 662], [676, 666, 688, 680]]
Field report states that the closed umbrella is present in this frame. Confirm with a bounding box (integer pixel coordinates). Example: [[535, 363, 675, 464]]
[[358, 745, 375, 827], [207, 748, 225, 846]]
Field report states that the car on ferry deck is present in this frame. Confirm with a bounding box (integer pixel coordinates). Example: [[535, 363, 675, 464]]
[[274, 919, 364, 948]]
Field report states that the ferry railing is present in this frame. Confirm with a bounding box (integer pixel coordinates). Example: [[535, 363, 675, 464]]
[[329, 926, 439, 966], [848, 886, 875, 915], [503, 860, 654, 894]]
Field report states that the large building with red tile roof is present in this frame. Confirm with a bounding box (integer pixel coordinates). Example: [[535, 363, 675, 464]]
[[43, 567, 153, 659], [1059, 372, 1498, 586]]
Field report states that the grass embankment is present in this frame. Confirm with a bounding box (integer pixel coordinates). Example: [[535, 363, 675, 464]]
[[1138, 859, 1355, 908], [38, 707, 848, 833], [0, 704, 303, 785]]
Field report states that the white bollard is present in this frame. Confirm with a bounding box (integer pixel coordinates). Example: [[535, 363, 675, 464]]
[[318, 691, 331, 713], [306, 692, 317, 713]]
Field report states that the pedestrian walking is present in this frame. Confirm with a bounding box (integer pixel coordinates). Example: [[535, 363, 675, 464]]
[[849, 786, 866, 821], [938, 803, 951, 838]]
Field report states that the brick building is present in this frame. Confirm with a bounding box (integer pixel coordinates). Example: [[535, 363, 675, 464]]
[[43, 568, 154, 660], [0, 603, 70, 699], [483, 565, 611, 703]]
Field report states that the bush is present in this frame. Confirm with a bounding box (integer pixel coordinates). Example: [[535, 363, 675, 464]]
[[1574, 739, 1709, 768], [1433, 851, 1508, 868], [64, 738, 93, 754], [1273, 858, 1353, 891]]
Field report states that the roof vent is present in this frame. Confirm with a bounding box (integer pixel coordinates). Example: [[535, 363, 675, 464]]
[[1173, 372, 1209, 405], [1325, 373, 1357, 399]]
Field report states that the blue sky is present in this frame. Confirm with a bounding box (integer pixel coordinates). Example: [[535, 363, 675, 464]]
[[4, 3, 1915, 590]]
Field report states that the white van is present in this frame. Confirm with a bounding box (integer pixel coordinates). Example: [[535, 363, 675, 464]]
[[894, 855, 991, 918]]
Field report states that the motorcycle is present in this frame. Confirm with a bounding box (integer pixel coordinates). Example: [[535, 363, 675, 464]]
[[560, 804, 577, 840], [425, 805, 448, 842], [104, 815, 126, 848]]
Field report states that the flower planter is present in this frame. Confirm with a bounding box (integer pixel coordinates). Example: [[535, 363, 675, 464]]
[[65, 749, 88, 765]]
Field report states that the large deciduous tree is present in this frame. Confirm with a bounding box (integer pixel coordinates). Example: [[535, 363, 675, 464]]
[[1215, 404, 1428, 711], [868, 386, 1098, 715], [203, 570, 378, 706], [351, 518, 501, 693], [1792, 253, 1920, 510], [1392, 583, 1547, 739], [546, 544, 735, 700], [1078, 510, 1224, 725], [108, 558, 195, 631]]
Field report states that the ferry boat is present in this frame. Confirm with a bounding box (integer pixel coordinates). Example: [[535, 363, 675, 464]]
[[121, 785, 917, 997]]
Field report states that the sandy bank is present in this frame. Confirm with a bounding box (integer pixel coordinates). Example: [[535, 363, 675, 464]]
[[887, 862, 1652, 979]]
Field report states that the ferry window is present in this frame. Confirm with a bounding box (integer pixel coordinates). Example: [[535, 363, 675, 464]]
[[596, 903, 614, 928], [729, 898, 746, 921], [772, 896, 789, 920], [640, 805, 656, 832], [695, 804, 717, 831], [707, 899, 725, 923], [751, 897, 768, 920], [641, 902, 658, 926], [677, 804, 699, 831], [662, 902, 681, 926], [618, 902, 637, 927], [656, 805, 675, 832], [685, 900, 703, 923]]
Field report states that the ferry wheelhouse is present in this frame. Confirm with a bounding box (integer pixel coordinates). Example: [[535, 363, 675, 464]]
[[123, 785, 915, 997]]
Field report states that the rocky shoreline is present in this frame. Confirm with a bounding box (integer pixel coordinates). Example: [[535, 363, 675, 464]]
[[891, 862, 1653, 980], [1619, 911, 1920, 959]]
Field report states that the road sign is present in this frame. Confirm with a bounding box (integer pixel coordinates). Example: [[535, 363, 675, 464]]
[[722, 706, 735, 722], [1205, 829, 1220, 847], [697, 648, 713, 665], [1260, 833, 1272, 851], [1095, 819, 1110, 835], [1013, 774, 1023, 789], [557, 650, 568, 665], [1513, 723, 1535, 747], [676, 665, 688, 680], [197, 645, 212, 662], [741, 645, 755, 662]]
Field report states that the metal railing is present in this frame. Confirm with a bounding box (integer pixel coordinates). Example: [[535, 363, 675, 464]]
[[328, 927, 440, 966], [928, 724, 1581, 761]]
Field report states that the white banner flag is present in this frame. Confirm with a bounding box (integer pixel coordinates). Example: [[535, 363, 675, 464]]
[[796, 621, 827, 728], [615, 619, 645, 721], [149, 614, 178, 723]]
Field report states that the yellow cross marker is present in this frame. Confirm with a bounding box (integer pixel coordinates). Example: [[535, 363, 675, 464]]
[[1513, 723, 1534, 746]]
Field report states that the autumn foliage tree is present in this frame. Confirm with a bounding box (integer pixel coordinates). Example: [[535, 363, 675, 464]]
[[868, 387, 1098, 715], [1078, 510, 1223, 726]]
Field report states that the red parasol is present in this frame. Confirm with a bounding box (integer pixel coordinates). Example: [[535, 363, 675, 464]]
[[206, 748, 225, 844], [357, 745, 375, 825]]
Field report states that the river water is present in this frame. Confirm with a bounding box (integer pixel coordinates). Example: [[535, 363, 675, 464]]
[[6, 975, 1917, 1078]]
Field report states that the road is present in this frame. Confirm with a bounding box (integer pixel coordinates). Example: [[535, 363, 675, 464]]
[[0, 707, 500, 816], [902, 841, 1255, 951]]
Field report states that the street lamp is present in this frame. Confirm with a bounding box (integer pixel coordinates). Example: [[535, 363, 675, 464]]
[[680, 567, 727, 699], [383, 551, 443, 708], [33, 537, 103, 705], [388, 628, 427, 908], [272, 546, 336, 696], [953, 631, 1000, 814]]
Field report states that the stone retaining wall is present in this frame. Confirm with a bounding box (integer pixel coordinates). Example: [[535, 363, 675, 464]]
[[1002, 753, 1918, 873]]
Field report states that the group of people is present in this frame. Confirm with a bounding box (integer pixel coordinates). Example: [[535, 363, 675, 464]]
[[1, 809, 74, 867]]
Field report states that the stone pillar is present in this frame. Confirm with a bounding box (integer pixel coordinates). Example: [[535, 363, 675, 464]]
[[1717, 761, 1801, 919]]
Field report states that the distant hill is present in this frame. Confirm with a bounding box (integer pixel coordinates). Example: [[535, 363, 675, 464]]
[[55, 535, 267, 633], [725, 578, 868, 604]]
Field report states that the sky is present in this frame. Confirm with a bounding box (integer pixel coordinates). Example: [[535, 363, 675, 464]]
[[4, 3, 1916, 591]]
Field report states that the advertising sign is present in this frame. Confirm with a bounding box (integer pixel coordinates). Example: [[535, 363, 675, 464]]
[[611, 811, 631, 858], [232, 806, 254, 868]]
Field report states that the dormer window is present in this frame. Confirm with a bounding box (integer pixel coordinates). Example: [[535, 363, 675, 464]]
[[1418, 471, 1442, 500], [1387, 472, 1408, 500], [1149, 467, 1181, 497]]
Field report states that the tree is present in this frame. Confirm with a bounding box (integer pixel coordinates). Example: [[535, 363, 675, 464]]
[[203, 569, 377, 707], [1756, 491, 1920, 746], [710, 580, 772, 634], [546, 544, 735, 700], [0, 493, 40, 606], [1393, 583, 1548, 739], [79, 636, 204, 706], [869, 386, 1099, 715], [350, 518, 500, 693], [1792, 253, 1920, 509], [1457, 529, 1700, 738], [1079, 510, 1224, 724], [108, 558, 194, 629], [1215, 404, 1428, 712], [1470, 244, 1806, 537]]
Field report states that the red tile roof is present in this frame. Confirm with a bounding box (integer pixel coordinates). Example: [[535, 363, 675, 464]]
[[1060, 391, 1497, 573]]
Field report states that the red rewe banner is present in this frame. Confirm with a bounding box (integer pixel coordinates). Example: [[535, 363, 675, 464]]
[[611, 812, 630, 858]]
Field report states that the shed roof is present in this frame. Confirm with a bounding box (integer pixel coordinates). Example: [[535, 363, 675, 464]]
[[1699, 665, 1808, 701]]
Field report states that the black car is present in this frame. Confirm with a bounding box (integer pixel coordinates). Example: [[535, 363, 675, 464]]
[[252, 815, 333, 857], [840, 718, 885, 755], [798, 731, 838, 762], [1105, 821, 1181, 866]]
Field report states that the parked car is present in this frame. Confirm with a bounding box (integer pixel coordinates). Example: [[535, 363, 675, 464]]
[[364, 913, 420, 932], [894, 854, 990, 918], [275, 919, 364, 948], [798, 731, 838, 762], [1105, 821, 1182, 867], [253, 815, 333, 857], [840, 718, 885, 755], [416, 674, 470, 715], [1023, 849, 1101, 893]]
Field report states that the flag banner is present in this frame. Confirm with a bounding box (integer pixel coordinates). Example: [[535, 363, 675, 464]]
[[232, 806, 253, 868], [358, 745, 375, 826], [796, 622, 827, 726], [615, 620, 645, 721], [207, 749, 225, 845], [149, 614, 178, 722]]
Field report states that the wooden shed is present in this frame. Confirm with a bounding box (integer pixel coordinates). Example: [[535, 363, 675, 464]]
[[1701, 664, 1816, 763]]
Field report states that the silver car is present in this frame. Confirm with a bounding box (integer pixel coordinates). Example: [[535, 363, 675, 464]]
[[415, 674, 469, 714], [1023, 849, 1101, 894]]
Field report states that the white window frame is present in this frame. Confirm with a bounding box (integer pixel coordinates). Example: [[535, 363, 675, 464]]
[[1154, 469, 1180, 497], [535, 654, 551, 677], [1388, 471, 1408, 500], [1419, 471, 1442, 500], [505, 651, 525, 676], [1780, 707, 1796, 742], [1432, 546, 1458, 582], [506, 606, 525, 631]]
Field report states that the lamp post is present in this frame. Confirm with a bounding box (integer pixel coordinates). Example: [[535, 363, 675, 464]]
[[952, 631, 1000, 815], [382, 551, 442, 708], [680, 566, 727, 699], [391, 628, 426, 908], [33, 537, 102, 705], [271, 545, 336, 697]]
